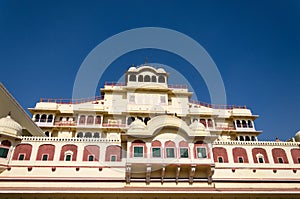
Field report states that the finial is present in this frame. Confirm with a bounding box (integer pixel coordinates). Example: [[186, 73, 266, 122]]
[[131, 64, 135, 67], [145, 57, 148, 64]]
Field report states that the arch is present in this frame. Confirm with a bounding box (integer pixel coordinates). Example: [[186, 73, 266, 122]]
[[130, 140, 147, 158], [36, 144, 55, 161], [200, 119, 206, 127], [245, 136, 250, 141], [85, 132, 92, 138], [272, 148, 288, 164], [151, 75, 157, 82], [179, 140, 189, 158], [232, 147, 249, 163], [248, 120, 253, 128], [12, 144, 32, 160], [45, 131, 50, 137], [95, 116, 101, 125], [242, 120, 247, 128], [151, 140, 162, 158], [144, 75, 150, 82], [252, 148, 269, 163], [60, 144, 77, 161], [144, 117, 151, 125], [138, 75, 143, 82], [212, 147, 228, 163], [194, 141, 210, 159], [105, 145, 122, 161], [1, 140, 11, 147], [165, 140, 176, 158], [127, 117, 135, 125], [236, 120, 241, 128], [77, 132, 83, 138], [34, 114, 40, 122], [207, 119, 213, 128], [291, 149, 300, 164], [129, 74, 136, 81], [79, 115, 86, 125], [239, 136, 244, 141], [40, 114, 47, 122], [158, 75, 165, 83], [47, 114, 53, 123], [93, 132, 100, 138], [83, 145, 100, 161], [87, 115, 94, 125]]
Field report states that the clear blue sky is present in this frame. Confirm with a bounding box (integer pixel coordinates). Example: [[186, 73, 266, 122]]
[[0, 0, 299, 141]]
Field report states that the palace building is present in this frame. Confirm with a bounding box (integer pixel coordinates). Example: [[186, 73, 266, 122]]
[[0, 65, 300, 199]]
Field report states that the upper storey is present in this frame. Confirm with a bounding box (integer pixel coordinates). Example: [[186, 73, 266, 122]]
[[126, 65, 168, 88]]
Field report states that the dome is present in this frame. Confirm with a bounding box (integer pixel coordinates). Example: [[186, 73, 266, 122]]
[[128, 66, 137, 72], [295, 131, 300, 142], [0, 114, 22, 137], [157, 68, 166, 73], [189, 121, 206, 131]]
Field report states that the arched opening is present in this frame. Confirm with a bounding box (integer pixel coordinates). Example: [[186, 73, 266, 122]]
[[40, 114, 47, 122], [85, 132, 92, 138], [95, 116, 101, 125], [245, 136, 250, 141], [87, 116, 94, 125], [45, 131, 50, 137], [144, 75, 150, 82], [127, 117, 135, 125], [158, 75, 165, 83], [79, 115, 86, 125], [34, 114, 40, 122], [138, 75, 143, 82], [151, 75, 157, 82], [1, 140, 11, 147], [248, 120, 253, 128], [236, 120, 241, 128], [47, 115, 53, 123], [144, 117, 151, 125], [77, 132, 83, 138], [242, 120, 247, 128], [93, 132, 100, 138], [129, 74, 136, 81]]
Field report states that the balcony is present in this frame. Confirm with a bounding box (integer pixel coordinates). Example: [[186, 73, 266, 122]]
[[102, 123, 126, 128], [54, 121, 76, 127]]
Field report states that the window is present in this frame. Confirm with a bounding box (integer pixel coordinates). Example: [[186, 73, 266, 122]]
[[85, 132, 92, 138], [79, 115, 86, 125], [0, 148, 9, 158], [1, 140, 11, 147], [88, 155, 94, 161], [47, 115, 53, 123], [133, 146, 144, 157], [111, 155, 116, 162], [197, 147, 207, 158], [160, 96, 166, 104], [239, 136, 244, 141], [34, 114, 40, 122], [180, 148, 189, 158], [129, 95, 135, 103], [248, 120, 253, 128], [129, 74, 136, 81], [42, 154, 48, 161], [45, 131, 50, 137], [127, 117, 135, 125], [158, 75, 165, 83], [65, 154, 72, 161], [93, 132, 100, 138], [18, 154, 25, 160], [166, 148, 175, 158], [207, 119, 213, 128], [40, 114, 47, 122], [144, 75, 150, 82], [238, 157, 244, 163], [236, 120, 241, 128], [278, 157, 284, 163], [200, 119, 207, 127], [258, 157, 264, 163], [138, 75, 143, 82], [245, 136, 250, 141], [87, 116, 94, 125], [77, 132, 83, 138], [251, 136, 256, 141], [298, 158, 300, 164], [218, 157, 224, 163], [152, 148, 161, 158], [144, 117, 151, 125], [95, 116, 101, 125], [242, 120, 247, 128], [152, 75, 157, 82]]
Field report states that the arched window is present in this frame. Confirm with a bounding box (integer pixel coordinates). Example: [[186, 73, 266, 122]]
[[152, 75, 157, 82], [245, 136, 250, 141], [239, 136, 244, 141], [93, 132, 100, 138], [87, 116, 94, 125], [95, 116, 101, 125], [79, 115, 86, 125], [236, 120, 241, 128], [151, 140, 162, 158], [129, 74, 136, 82], [165, 141, 176, 158], [34, 114, 40, 122], [272, 148, 288, 164], [179, 140, 189, 158], [60, 145, 77, 161], [248, 120, 253, 128], [47, 115, 53, 123], [158, 75, 165, 83], [83, 145, 100, 161], [85, 132, 92, 138], [138, 75, 143, 82], [137, 116, 143, 122], [200, 119, 207, 127], [144, 75, 150, 82], [12, 144, 33, 161], [252, 148, 269, 163], [212, 147, 228, 163], [256, 154, 265, 163], [77, 132, 83, 138], [105, 145, 122, 161], [36, 144, 55, 161], [144, 117, 151, 125], [127, 117, 135, 125], [40, 114, 47, 122], [251, 136, 256, 141], [232, 147, 249, 163], [45, 131, 50, 137], [1, 140, 11, 147], [242, 120, 247, 128], [218, 157, 224, 163]]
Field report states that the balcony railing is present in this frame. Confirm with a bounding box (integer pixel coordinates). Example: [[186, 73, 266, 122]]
[[190, 100, 247, 110], [54, 121, 76, 126], [102, 123, 126, 128], [39, 96, 103, 104]]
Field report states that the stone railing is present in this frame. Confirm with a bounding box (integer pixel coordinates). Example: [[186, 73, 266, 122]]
[[20, 136, 120, 143], [213, 140, 300, 147]]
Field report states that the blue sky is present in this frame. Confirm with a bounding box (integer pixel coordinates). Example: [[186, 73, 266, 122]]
[[0, 0, 299, 141]]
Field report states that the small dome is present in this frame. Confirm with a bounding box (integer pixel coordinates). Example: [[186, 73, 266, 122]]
[[157, 68, 166, 73], [295, 131, 300, 142], [129, 119, 146, 129], [128, 66, 137, 72], [0, 114, 22, 137]]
